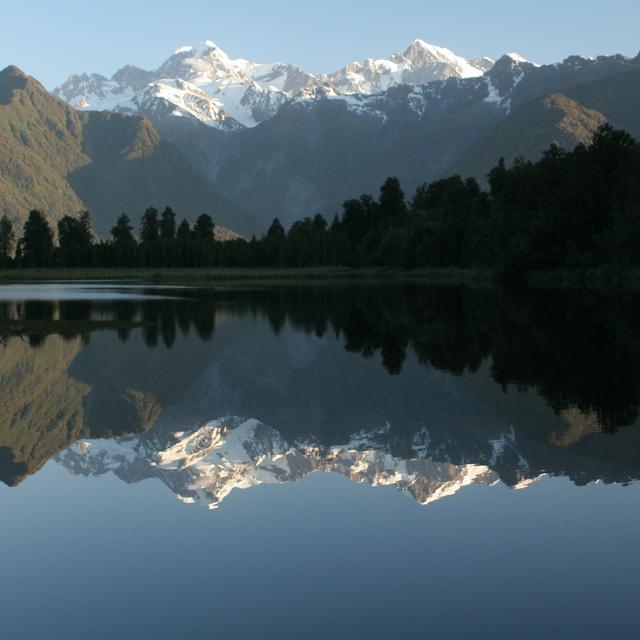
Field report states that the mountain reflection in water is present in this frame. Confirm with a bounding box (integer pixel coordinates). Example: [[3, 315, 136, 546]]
[[1, 282, 639, 505]]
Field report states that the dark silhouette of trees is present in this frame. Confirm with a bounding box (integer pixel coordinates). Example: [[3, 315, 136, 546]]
[[379, 177, 406, 220], [0, 216, 14, 268], [263, 218, 286, 267], [19, 210, 54, 268], [58, 211, 93, 267], [160, 207, 177, 241], [111, 214, 135, 244], [2, 125, 640, 276], [140, 207, 160, 243], [176, 219, 191, 240], [193, 214, 215, 241], [110, 213, 136, 268]]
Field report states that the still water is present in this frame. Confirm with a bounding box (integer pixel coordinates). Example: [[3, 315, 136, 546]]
[[0, 282, 639, 639]]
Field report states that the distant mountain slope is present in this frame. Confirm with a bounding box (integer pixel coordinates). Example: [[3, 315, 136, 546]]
[[446, 93, 607, 181], [0, 66, 258, 237], [566, 66, 640, 136], [208, 78, 506, 225], [449, 65, 640, 182]]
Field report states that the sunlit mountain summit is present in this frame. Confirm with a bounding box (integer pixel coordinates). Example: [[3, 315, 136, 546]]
[[53, 38, 500, 129]]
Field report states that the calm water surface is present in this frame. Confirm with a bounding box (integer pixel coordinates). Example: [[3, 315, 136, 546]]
[[0, 282, 639, 639]]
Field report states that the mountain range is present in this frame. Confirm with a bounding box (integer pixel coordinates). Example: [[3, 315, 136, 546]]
[[51, 39, 640, 229], [2, 39, 640, 235], [53, 39, 496, 130]]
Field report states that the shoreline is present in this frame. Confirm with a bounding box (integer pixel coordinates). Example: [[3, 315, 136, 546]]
[[0, 267, 495, 286], [0, 266, 639, 289]]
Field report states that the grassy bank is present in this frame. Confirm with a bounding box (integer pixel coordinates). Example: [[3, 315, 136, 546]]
[[0, 267, 496, 286]]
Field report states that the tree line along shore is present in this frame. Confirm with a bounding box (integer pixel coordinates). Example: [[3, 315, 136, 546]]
[[1, 125, 639, 282]]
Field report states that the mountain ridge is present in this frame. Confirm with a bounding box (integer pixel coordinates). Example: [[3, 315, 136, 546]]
[[16, 42, 640, 232], [200, 50, 640, 225], [0, 65, 259, 236], [448, 65, 640, 182], [53, 38, 497, 130]]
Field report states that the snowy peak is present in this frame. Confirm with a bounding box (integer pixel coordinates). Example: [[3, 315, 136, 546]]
[[483, 52, 538, 106], [400, 39, 483, 75], [325, 39, 491, 94], [504, 51, 538, 66], [133, 79, 243, 130], [53, 37, 495, 129], [55, 73, 112, 108], [192, 39, 219, 55], [172, 40, 224, 59], [491, 52, 537, 71]]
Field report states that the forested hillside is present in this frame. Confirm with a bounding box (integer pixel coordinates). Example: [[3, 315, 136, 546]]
[[2, 125, 639, 280], [0, 66, 258, 237]]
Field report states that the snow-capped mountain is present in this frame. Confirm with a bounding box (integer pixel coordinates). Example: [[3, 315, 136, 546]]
[[43, 41, 640, 234], [56, 416, 540, 510], [323, 40, 492, 94], [53, 39, 498, 129], [53, 40, 312, 129]]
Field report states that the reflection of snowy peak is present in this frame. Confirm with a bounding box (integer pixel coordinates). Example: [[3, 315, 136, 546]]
[[57, 417, 537, 510], [53, 39, 499, 129]]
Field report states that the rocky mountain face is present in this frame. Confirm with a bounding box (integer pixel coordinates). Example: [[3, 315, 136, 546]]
[[0, 65, 258, 236]]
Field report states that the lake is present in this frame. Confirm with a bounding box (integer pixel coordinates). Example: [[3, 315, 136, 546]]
[[1, 281, 639, 639]]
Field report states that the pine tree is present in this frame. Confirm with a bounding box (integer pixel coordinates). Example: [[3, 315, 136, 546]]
[[488, 158, 508, 197], [160, 206, 177, 241], [379, 177, 406, 220], [266, 218, 286, 239], [193, 214, 215, 241], [57, 211, 94, 267], [111, 214, 136, 244], [79, 211, 94, 246], [140, 207, 160, 243], [176, 219, 192, 240], [264, 218, 286, 266], [341, 197, 373, 251], [21, 210, 54, 268], [0, 215, 15, 267], [110, 213, 137, 267], [58, 215, 90, 249]]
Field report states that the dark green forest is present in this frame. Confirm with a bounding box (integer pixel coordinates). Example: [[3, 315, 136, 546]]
[[1, 124, 639, 278]]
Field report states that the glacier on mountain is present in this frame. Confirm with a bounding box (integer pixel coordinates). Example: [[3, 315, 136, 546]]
[[53, 38, 501, 129]]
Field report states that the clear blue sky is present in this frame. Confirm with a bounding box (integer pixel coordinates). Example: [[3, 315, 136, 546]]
[[3, 0, 640, 88]]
